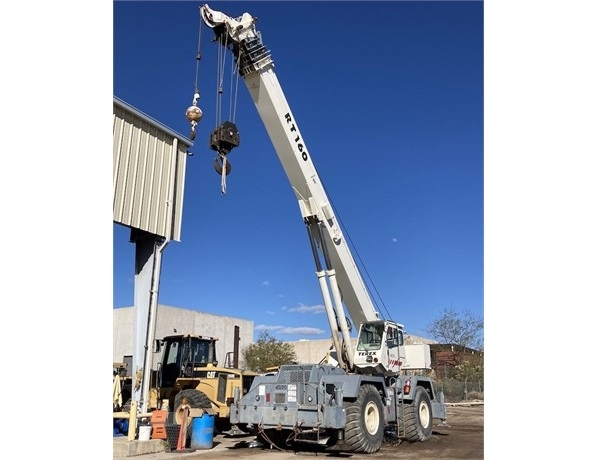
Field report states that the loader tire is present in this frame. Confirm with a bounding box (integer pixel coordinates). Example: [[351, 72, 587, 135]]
[[336, 384, 384, 453], [399, 386, 433, 442], [174, 389, 213, 434]]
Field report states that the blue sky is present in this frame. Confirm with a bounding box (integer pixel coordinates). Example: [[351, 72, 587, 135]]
[[3, 0, 600, 455], [113, 0, 483, 342]]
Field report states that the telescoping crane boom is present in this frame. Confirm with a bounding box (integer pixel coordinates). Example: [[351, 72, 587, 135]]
[[199, 4, 446, 454]]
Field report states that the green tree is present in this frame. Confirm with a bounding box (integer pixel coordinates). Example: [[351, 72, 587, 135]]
[[242, 330, 298, 373], [455, 360, 484, 382]]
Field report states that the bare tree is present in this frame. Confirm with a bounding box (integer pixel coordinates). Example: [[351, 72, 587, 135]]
[[425, 308, 483, 381], [425, 307, 483, 351]]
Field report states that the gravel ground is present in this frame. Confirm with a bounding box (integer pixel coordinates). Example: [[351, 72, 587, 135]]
[[114, 403, 484, 460]]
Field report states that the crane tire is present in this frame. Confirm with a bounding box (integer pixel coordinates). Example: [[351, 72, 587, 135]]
[[399, 386, 433, 442], [336, 384, 384, 453], [173, 389, 213, 434]]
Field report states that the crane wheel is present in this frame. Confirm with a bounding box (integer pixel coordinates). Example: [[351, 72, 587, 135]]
[[398, 386, 433, 442], [334, 384, 384, 453]]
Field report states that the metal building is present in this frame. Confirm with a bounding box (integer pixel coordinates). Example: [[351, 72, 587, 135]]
[[113, 96, 193, 412], [113, 96, 190, 241]]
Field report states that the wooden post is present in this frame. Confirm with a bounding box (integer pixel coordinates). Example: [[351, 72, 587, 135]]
[[127, 401, 137, 441]]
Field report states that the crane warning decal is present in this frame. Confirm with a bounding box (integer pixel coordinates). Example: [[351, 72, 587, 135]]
[[287, 384, 297, 402]]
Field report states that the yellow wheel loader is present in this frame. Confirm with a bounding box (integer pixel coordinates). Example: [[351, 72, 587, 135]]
[[148, 334, 257, 434]]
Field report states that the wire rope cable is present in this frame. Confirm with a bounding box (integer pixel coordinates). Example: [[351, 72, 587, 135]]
[[193, 15, 203, 96], [323, 182, 393, 322]]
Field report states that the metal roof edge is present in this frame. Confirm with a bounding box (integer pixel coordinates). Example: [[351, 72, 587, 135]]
[[113, 95, 194, 148]]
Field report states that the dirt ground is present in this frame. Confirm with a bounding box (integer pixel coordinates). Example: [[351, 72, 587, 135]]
[[119, 403, 483, 460]]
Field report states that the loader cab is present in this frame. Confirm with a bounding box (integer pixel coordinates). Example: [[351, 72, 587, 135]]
[[157, 335, 218, 388]]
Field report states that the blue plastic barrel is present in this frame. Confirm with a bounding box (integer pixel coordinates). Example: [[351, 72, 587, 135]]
[[190, 413, 215, 449], [113, 418, 129, 436]]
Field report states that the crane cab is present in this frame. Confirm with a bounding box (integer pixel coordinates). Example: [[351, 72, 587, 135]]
[[353, 320, 406, 375]]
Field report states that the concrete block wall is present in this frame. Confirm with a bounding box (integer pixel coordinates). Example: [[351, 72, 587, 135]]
[[113, 304, 254, 370], [113, 304, 436, 370], [285, 339, 340, 364], [285, 334, 436, 365]]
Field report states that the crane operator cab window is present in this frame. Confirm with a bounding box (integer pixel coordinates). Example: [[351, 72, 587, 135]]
[[358, 322, 385, 350], [386, 325, 403, 348]]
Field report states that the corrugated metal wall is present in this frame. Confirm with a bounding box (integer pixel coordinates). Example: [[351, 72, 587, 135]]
[[113, 97, 192, 241]]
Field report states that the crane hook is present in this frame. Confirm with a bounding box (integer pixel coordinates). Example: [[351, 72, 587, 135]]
[[213, 154, 232, 176]]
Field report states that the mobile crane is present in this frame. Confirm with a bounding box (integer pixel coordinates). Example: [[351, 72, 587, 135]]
[[199, 4, 446, 453]]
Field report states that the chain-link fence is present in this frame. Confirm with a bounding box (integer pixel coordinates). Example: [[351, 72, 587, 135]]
[[434, 380, 484, 403]]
